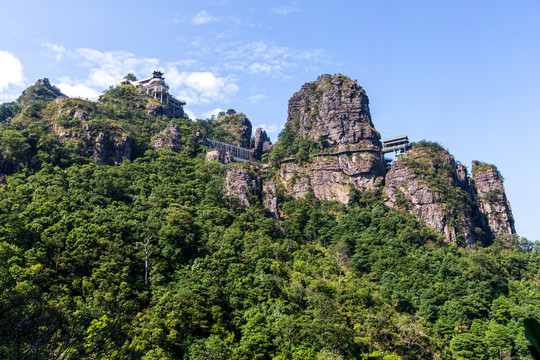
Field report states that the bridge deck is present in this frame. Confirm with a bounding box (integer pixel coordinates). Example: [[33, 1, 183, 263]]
[[207, 138, 255, 161], [382, 143, 410, 154]]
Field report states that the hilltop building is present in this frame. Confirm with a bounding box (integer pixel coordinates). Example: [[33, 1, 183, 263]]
[[122, 71, 186, 118]]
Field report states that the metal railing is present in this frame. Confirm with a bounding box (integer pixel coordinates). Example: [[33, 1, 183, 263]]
[[207, 138, 255, 161]]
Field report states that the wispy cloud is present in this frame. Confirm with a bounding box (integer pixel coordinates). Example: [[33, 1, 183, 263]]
[[39, 43, 238, 104], [49, 46, 159, 99], [272, 2, 301, 15], [0, 50, 24, 99], [210, 41, 330, 78], [248, 94, 267, 103], [41, 41, 66, 62], [191, 10, 218, 25]]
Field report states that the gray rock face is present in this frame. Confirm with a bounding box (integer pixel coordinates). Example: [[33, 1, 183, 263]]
[[36, 78, 52, 87], [93, 132, 132, 166], [205, 149, 223, 163], [224, 167, 259, 207], [279, 74, 385, 203], [152, 125, 182, 152], [384, 153, 474, 244], [146, 102, 171, 117], [252, 128, 273, 160], [214, 112, 253, 148], [287, 74, 381, 151], [280, 152, 385, 204], [263, 181, 279, 219], [471, 162, 516, 237], [383, 144, 515, 244], [73, 111, 88, 121]]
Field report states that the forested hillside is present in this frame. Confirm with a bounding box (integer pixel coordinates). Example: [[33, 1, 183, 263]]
[[1, 78, 538, 359]]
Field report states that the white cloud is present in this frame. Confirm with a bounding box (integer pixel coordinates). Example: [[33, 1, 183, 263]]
[[248, 94, 266, 103], [0, 50, 24, 92], [35, 43, 240, 105], [184, 109, 197, 120], [272, 2, 301, 15], [74, 48, 160, 83], [191, 10, 217, 25], [203, 108, 224, 119], [41, 41, 66, 62], [167, 59, 198, 68], [212, 41, 329, 77], [41, 45, 161, 99], [57, 82, 100, 100], [165, 67, 238, 104]]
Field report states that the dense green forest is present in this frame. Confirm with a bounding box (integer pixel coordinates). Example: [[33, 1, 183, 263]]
[[1, 81, 539, 359]]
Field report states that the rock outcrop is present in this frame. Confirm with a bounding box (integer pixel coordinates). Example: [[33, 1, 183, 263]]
[[152, 125, 182, 152], [18, 78, 65, 107], [384, 142, 515, 244], [383, 143, 475, 244], [213, 111, 252, 148], [280, 152, 385, 204], [146, 102, 172, 117], [206, 149, 224, 163], [203, 108, 272, 164], [202, 74, 517, 244], [277, 74, 385, 204], [263, 181, 279, 219], [223, 167, 259, 207], [252, 128, 273, 160], [93, 131, 132, 166], [286, 74, 381, 151], [471, 161, 516, 237]]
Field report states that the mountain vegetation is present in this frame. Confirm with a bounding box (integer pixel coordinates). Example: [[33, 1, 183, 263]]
[[0, 77, 537, 359]]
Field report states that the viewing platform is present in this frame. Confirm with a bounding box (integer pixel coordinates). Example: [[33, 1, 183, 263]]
[[122, 71, 186, 118], [382, 135, 410, 156]]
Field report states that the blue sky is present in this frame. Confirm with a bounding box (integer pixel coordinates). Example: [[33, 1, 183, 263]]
[[1, 0, 539, 240]]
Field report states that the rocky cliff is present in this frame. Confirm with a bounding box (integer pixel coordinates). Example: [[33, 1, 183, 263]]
[[223, 167, 260, 207], [383, 142, 515, 244], [213, 110, 252, 148], [152, 125, 182, 152], [383, 142, 476, 244], [471, 161, 516, 237], [286, 74, 381, 151], [276, 74, 385, 204], [251, 127, 273, 160], [18, 78, 65, 107]]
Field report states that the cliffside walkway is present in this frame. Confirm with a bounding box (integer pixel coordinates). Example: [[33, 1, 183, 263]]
[[207, 138, 255, 162]]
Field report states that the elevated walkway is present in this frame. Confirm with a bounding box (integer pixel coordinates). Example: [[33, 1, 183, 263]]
[[382, 135, 410, 156], [207, 138, 255, 162]]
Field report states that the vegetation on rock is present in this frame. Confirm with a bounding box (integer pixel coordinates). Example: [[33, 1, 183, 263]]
[[0, 77, 531, 359]]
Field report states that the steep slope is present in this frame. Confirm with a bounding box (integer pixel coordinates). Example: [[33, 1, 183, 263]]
[[271, 74, 385, 204], [210, 109, 252, 148], [384, 142, 476, 244], [384, 142, 515, 244], [0, 74, 534, 360], [0, 81, 178, 172], [471, 161, 516, 237], [286, 74, 380, 150]]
